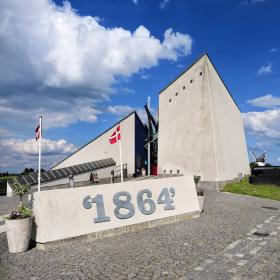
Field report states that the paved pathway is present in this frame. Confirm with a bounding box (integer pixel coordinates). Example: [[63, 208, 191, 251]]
[[182, 213, 280, 280], [0, 188, 279, 279]]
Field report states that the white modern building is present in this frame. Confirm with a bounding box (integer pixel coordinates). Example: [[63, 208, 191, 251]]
[[52, 111, 147, 177], [7, 53, 250, 196], [157, 53, 250, 182]]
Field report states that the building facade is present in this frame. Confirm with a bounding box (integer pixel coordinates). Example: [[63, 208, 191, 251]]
[[158, 54, 250, 182], [52, 112, 147, 177]]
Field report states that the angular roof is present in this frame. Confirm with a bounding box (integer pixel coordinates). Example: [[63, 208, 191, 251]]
[[159, 53, 240, 112]]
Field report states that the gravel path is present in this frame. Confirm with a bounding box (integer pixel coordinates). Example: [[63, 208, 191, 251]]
[[0, 195, 20, 216], [0, 188, 279, 280]]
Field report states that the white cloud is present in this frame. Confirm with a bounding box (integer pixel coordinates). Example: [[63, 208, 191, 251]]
[[243, 109, 280, 139], [0, 128, 14, 138], [251, 0, 266, 3], [1, 138, 76, 156], [119, 87, 136, 94], [244, 96, 280, 164], [0, 0, 193, 130], [107, 105, 134, 116], [269, 48, 278, 52], [141, 74, 151, 80], [247, 94, 280, 108], [257, 63, 272, 76], [135, 107, 157, 124], [160, 0, 170, 9], [0, 138, 77, 170], [0, 100, 101, 129], [107, 105, 157, 124], [242, 0, 266, 4]]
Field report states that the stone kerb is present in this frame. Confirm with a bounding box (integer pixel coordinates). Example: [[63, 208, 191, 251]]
[[31, 176, 200, 249]]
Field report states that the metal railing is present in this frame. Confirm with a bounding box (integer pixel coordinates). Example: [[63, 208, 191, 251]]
[[113, 163, 128, 180]]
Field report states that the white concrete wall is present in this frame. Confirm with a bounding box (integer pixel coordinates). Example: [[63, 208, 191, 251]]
[[158, 54, 250, 181], [6, 181, 13, 197], [158, 55, 217, 181], [206, 59, 250, 180], [52, 113, 136, 175], [31, 176, 199, 243]]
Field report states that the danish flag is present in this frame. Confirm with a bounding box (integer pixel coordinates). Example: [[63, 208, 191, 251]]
[[109, 125, 121, 144], [35, 124, 41, 141]]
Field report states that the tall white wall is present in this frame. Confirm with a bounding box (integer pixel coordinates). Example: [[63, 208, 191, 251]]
[[52, 113, 136, 175], [206, 59, 250, 180], [158, 56, 217, 181], [158, 54, 250, 182]]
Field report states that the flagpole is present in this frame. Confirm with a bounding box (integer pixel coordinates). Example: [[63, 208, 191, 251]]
[[147, 96, 151, 176], [38, 116, 42, 192], [118, 127, 123, 183]]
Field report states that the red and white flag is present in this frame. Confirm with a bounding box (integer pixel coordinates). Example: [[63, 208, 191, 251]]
[[108, 124, 123, 182], [109, 125, 121, 144], [35, 124, 41, 141]]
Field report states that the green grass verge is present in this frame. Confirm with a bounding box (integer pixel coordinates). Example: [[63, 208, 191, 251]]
[[0, 176, 17, 180], [222, 178, 280, 201]]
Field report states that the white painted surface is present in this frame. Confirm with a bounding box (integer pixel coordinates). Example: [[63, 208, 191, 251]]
[[206, 59, 250, 180], [158, 54, 250, 181], [52, 113, 136, 175], [6, 181, 13, 197], [6, 217, 33, 253], [31, 176, 199, 243]]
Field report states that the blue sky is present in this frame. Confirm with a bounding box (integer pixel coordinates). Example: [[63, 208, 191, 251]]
[[0, 0, 279, 172]]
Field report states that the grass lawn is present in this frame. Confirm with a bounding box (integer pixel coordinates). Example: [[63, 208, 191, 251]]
[[222, 178, 280, 201], [0, 176, 18, 180]]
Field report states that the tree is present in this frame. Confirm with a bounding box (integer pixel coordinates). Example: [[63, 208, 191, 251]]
[[36, 168, 46, 173], [21, 168, 34, 175], [12, 179, 30, 207]]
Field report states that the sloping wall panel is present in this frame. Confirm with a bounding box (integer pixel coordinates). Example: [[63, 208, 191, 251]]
[[52, 113, 136, 175], [206, 59, 250, 180]]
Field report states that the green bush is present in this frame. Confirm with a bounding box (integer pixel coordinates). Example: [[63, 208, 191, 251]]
[[5, 179, 33, 219]]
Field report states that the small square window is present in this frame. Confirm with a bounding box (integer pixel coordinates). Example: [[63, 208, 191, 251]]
[[177, 170, 180, 174], [163, 169, 166, 174], [169, 98, 172, 103], [190, 79, 193, 84], [175, 92, 178, 96], [200, 72, 203, 76], [170, 170, 172, 174], [183, 86, 186, 90]]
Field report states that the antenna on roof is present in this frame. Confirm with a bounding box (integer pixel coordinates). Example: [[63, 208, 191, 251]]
[[251, 151, 266, 167], [144, 97, 159, 176]]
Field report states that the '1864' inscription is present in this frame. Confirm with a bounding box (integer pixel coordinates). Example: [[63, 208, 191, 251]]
[[83, 187, 175, 223]]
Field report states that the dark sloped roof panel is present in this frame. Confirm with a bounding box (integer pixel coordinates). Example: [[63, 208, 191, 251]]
[[9, 158, 116, 189]]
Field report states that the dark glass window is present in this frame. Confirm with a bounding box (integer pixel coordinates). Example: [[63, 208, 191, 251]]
[[169, 98, 172, 103], [190, 79, 193, 83]]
